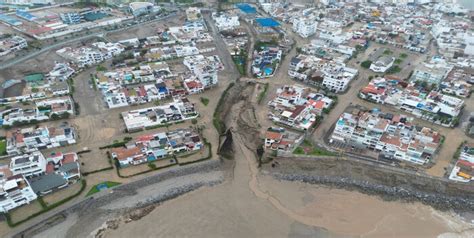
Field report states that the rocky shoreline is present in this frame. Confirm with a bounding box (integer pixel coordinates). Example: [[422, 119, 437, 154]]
[[13, 159, 226, 238], [272, 172, 474, 212]]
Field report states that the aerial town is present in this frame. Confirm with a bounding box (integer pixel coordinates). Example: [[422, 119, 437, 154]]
[[0, 0, 473, 237]]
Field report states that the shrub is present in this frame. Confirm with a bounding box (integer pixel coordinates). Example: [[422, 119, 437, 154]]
[[361, 60, 372, 69], [200, 97, 209, 106]]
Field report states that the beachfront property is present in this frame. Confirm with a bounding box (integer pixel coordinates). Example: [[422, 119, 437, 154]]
[[449, 143, 474, 182], [268, 85, 333, 131], [252, 46, 282, 78], [264, 127, 303, 152], [0, 149, 81, 212], [28, 151, 80, 195], [0, 167, 37, 213], [0, 35, 27, 57], [121, 97, 198, 132], [111, 128, 204, 168], [359, 77, 464, 127], [5, 125, 77, 155], [330, 108, 442, 165]]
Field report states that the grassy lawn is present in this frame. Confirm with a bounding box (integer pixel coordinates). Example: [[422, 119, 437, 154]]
[[200, 97, 209, 106], [394, 58, 403, 65], [399, 53, 408, 58], [383, 49, 393, 55], [386, 65, 402, 74], [257, 83, 269, 104], [0, 140, 6, 156], [232, 55, 246, 76], [86, 181, 121, 196], [293, 140, 337, 156]]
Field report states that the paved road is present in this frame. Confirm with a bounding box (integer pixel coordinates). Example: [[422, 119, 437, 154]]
[[0, 13, 177, 71]]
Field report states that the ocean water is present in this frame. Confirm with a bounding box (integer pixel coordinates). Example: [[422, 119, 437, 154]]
[[458, 0, 474, 10]]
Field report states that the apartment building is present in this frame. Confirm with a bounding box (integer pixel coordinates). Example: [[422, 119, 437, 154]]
[[292, 17, 318, 38], [183, 55, 220, 88], [212, 12, 240, 31], [331, 109, 441, 165], [410, 61, 453, 86], [321, 62, 358, 93]]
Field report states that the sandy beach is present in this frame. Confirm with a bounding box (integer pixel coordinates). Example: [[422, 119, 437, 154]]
[[99, 130, 474, 238]]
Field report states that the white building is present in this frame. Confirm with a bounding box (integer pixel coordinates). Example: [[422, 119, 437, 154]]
[[410, 62, 453, 85], [0, 36, 27, 57], [121, 98, 198, 131], [370, 56, 395, 73], [212, 12, 240, 31], [293, 17, 318, 38], [0, 167, 37, 213], [10, 151, 47, 178], [183, 55, 219, 88], [322, 64, 358, 93]]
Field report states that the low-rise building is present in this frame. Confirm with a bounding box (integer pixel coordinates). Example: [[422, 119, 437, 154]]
[[10, 151, 47, 178], [111, 128, 203, 167], [0, 36, 27, 57], [121, 97, 198, 132], [6, 125, 77, 155], [268, 85, 333, 131], [370, 56, 395, 73], [264, 127, 303, 152], [449, 143, 474, 182], [359, 77, 464, 127], [0, 167, 37, 213]]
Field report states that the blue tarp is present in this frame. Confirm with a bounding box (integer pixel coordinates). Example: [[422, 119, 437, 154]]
[[255, 18, 280, 27], [236, 3, 256, 14]]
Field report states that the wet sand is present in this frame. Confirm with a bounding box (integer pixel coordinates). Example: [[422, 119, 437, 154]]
[[103, 131, 474, 238]]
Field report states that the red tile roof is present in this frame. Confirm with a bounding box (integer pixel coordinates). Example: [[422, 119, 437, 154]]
[[62, 153, 77, 164]]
